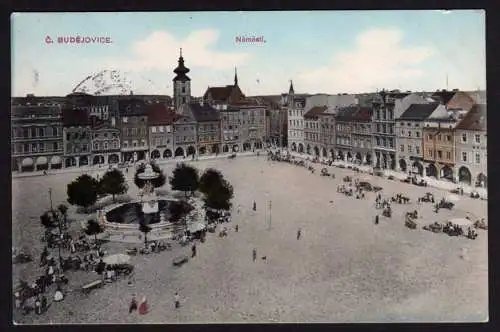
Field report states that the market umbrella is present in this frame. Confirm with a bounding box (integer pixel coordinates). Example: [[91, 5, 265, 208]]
[[103, 254, 131, 265], [449, 218, 473, 227], [189, 222, 206, 233], [446, 194, 460, 202]]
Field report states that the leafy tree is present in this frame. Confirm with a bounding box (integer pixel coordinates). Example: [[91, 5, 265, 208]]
[[134, 162, 166, 189], [139, 221, 152, 248], [168, 200, 194, 222], [169, 163, 199, 199], [198, 168, 224, 195], [40, 211, 57, 230], [84, 219, 104, 243], [100, 169, 128, 202], [67, 174, 100, 213], [203, 179, 234, 211]]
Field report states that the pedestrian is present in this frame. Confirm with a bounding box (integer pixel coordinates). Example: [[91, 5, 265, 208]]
[[14, 292, 21, 309], [237, 205, 241, 215], [41, 295, 47, 313], [174, 292, 181, 308], [191, 243, 197, 258], [235, 225, 239, 232], [129, 295, 138, 313], [138, 296, 149, 315], [35, 296, 42, 315], [253, 201, 257, 211], [252, 248, 257, 262], [54, 286, 64, 302], [297, 228, 302, 240], [375, 215, 379, 225]]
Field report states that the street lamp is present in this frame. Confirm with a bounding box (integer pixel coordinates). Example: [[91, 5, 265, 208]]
[[48, 188, 53, 211]]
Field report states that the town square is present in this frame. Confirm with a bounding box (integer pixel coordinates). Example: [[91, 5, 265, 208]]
[[11, 10, 487, 324]]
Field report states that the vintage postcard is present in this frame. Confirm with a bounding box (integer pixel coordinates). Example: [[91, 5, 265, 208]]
[[11, 10, 487, 324]]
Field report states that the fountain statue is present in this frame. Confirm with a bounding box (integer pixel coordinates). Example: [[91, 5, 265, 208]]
[[138, 158, 160, 214]]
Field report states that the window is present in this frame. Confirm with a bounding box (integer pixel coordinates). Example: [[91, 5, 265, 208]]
[[401, 129, 405, 136], [437, 150, 442, 159], [53, 142, 58, 151], [122, 117, 128, 123], [159, 126, 164, 133], [123, 141, 128, 148], [416, 131, 420, 138], [462, 152, 467, 162], [447, 135, 451, 142], [181, 86, 186, 93], [427, 134, 432, 141], [31, 128, 37, 137], [415, 146, 420, 155], [446, 151, 451, 160], [31, 143, 37, 152], [24, 144, 29, 152], [475, 153, 480, 164], [461, 133, 467, 143], [94, 143, 98, 150], [415, 123, 419, 128], [408, 131, 412, 137], [113, 141, 118, 149], [475, 134, 480, 144], [39, 128, 45, 137], [428, 149, 433, 157], [104, 142, 108, 150], [152, 127, 157, 133], [23, 128, 29, 138], [438, 134, 442, 141], [39, 143, 44, 152], [400, 144, 404, 152], [408, 145, 412, 153]]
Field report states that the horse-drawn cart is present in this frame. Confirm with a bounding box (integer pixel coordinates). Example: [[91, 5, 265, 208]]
[[172, 255, 189, 267], [320, 168, 330, 176], [405, 216, 417, 229]]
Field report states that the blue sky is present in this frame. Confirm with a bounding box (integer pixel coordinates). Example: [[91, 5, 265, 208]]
[[11, 10, 485, 97]]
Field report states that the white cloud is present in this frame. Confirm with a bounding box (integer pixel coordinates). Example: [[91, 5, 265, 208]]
[[297, 28, 435, 93], [110, 30, 251, 71]]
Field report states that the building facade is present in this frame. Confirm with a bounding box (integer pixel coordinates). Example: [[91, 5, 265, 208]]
[[395, 103, 438, 175], [319, 107, 337, 159], [350, 107, 373, 165], [334, 106, 356, 162], [221, 105, 242, 153], [173, 115, 197, 158], [303, 106, 327, 157], [288, 96, 307, 153], [147, 104, 177, 160], [454, 104, 487, 187], [118, 98, 149, 162], [237, 103, 266, 151], [182, 103, 222, 155], [90, 120, 121, 165], [62, 109, 92, 168], [203, 69, 245, 105], [371, 91, 428, 169], [11, 104, 64, 172]]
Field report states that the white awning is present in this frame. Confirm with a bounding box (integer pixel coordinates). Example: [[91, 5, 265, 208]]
[[36, 156, 48, 164], [50, 156, 62, 164], [21, 158, 34, 167]]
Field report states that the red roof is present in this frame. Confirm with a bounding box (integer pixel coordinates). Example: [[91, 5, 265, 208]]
[[304, 106, 328, 119], [455, 104, 486, 131], [147, 103, 178, 125]]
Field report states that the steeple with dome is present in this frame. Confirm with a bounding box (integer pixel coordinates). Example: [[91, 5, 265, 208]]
[[173, 48, 192, 110]]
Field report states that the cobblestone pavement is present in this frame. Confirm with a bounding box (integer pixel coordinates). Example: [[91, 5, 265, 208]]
[[12, 155, 488, 324]]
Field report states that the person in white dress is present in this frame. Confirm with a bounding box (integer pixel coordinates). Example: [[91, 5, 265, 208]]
[[54, 287, 64, 302]]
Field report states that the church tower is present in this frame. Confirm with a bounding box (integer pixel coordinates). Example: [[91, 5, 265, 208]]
[[173, 48, 191, 110], [234, 67, 238, 86], [287, 80, 295, 106]]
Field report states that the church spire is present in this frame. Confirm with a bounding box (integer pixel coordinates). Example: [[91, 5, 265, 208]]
[[173, 48, 190, 82], [289, 80, 294, 94], [234, 67, 238, 86]]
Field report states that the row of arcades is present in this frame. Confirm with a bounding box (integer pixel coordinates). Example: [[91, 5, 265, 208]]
[[289, 142, 487, 188], [13, 140, 265, 172]]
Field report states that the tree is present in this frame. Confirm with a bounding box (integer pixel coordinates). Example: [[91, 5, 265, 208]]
[[67, 174, 100, 213], [100, 169, 128, 202], [198, 168, 224, 195], [134, 162, 166, 189], [139, 221, 152, 248], [84, 219, 104, 244], [168, 200, 194, 222], [169, 163, 199, 199], [203, 179, 234, 211]]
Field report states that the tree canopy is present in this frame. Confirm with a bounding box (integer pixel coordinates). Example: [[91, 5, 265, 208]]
[[84, 219, 104, 242], [198, 168, 224, 195], [100, 169, 128, 202], [169, 163, 199, 198], [40, 211, 57, 229], [203, 178, 234, 211], [134, 162, 166, 189], [67, 174, 100, 212]]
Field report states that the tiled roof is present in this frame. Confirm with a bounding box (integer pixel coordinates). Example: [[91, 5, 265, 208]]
[[62, 109, 90, 126], [335, 106, 359, 121], [188, 103, 220, 122], [398, 103, 439, 120], [304, 106, 328, 119], [118, 98, 148, 116], [204, 86, 234, 101], [430, 91, 456, 104], [351, 107, 373, 121], [11, 105, 62, 117], [455, 104, 486, 131], [147, 103, 178, 125]]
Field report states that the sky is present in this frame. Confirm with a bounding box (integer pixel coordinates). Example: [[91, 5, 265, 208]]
[[11, 10, 486, 97]]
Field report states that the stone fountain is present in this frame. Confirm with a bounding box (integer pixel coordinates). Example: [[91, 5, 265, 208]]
[[138, 161, 159, 214]]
